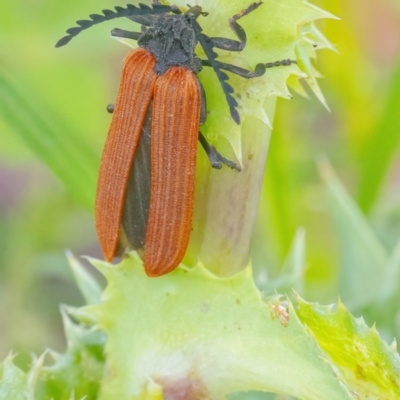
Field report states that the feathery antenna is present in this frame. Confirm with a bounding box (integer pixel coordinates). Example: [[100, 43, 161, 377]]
[[56, 3, 171, 48]]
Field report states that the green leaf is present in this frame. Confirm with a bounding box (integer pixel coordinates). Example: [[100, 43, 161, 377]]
[[37, 307, 105, 400], [319, 159, 400, 341], [358, 62, 400, 212], [0, 353, 43, 400], [296, 297, 400, 399], [0, 73, 98, 210], [86, 254, 353, 400], [67, 251, 102, 305], [319, 158, 389, 308]]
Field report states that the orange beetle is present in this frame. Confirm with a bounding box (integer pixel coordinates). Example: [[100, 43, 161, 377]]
[[56, 1, 296, 276]]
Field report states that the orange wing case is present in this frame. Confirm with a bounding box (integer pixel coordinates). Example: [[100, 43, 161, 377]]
[[96, 51, 201, 277], [144, 67, 201, 277], [95, 48, 157, 262]]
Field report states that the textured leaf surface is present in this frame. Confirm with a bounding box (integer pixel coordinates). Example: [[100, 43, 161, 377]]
[[297, 297, 400, 399], [0, 255, 106, 400], [36, 308, 105, 400], [35, 255, 106, 400], [86, 254, 352, 400], [0, 354, 43, 400]]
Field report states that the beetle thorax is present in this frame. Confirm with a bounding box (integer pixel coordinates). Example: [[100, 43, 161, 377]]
[[138, 14, 202, 75]]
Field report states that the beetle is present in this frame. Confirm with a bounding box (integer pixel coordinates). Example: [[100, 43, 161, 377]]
[[56, 1, 296, 277]]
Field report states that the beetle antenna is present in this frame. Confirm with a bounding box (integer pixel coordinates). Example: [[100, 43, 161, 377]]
[[55, 3, 171, 48]]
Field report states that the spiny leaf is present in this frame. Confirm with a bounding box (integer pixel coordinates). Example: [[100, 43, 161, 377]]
[[296, 296, 400, 399], [0, 353, 44, 400], [37, 308, 105, 400], [66, 251, 102, 305], [84, 254, 353, 400]]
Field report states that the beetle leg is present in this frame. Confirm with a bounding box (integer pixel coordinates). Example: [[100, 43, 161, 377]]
[[199, 132, 241, 171], [199, 133, 222, 169], [198, 80, 207, 125], [197, 78, 239, 170], [208, 1, 263, 52], [111, 28, 142, 41], [201, 59, 297, 78]]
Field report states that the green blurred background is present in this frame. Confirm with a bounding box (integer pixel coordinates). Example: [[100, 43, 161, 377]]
[[1, 0, 400, 369]]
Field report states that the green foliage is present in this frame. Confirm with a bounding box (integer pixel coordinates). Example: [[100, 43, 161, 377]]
[[358, 63, 400, 213], [320, 159, 400, 342], [297, 298, 400, 398], [36, 308, 105, 400], [0, 354, 43, 400], [0, 75, 98, 210], [2, 251, 399, 399], [319, 158, 389, 309]]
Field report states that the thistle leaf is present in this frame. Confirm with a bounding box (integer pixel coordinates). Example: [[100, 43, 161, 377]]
[[0, 353, 44, 400], [296, 297, 400, 399], [85, 254, 353, 400], [66, 251, 102, 305]]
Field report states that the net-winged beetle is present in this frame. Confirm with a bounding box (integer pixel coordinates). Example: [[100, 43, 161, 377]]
[[56, 1, 296, 277]]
